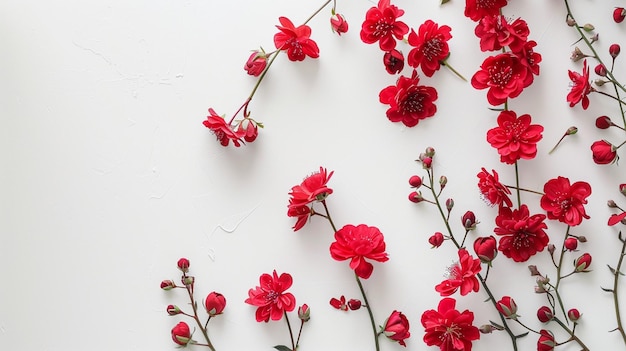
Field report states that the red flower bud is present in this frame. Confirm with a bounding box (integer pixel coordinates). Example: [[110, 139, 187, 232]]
[[445, 198, 454, 211], [537, 329, 556, 351], [298, 304, 311, 322], [236, 118, 259, 143], [610, 44, 621, 59], [614, 8, 626, 23], [383, 49, 405, 75], [620, 183, 626, 196], [348, 299, 362, 310], [574, 253, 592, 272], [408, 191, 424, 203], [595, 116, 613, 129], [567, 308, 581, 322], [408, 175, 422, 188], [429, 232, 444, 248], [422, 157, 432, 169], [594, 63, 607, 77], [439, 175, 447, 189], [591, 140, 618, 165], [161, 279, 176, 290], [424, 147, 435, 157], [177, 258, 190, 273], [496, 296, 518, 319], [537, 306, 553, 323], [330, 13, 349, 35], [473, 236, 497, 263], [167, 304, 182, 315], [244, 51, 268, 77], [564, 237, 578, 251], [204, 291, 226, 316], [171, 321, 191, 346], [462, 211, 477, 230], [383, 310, 411, 347]]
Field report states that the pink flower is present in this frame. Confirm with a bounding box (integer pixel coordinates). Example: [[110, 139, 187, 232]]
[[202, 108, 245, 147], [407, 20, 452, 77], [383, 310, 411, 347], [422, 298, 480, 351], [379, 70, 438, 127], [486, 111, 544, 164], [245, 270, 296, 322], [435, 248, 481, 296], [287, 167, 334, 231], [244, 51, 267, 76], [330, 13, 349, 35], [471, 53, 529, 106], [171, 321, 191, 346], [540, 177, 591, 226], [360, 0, 409, 51], [567, 60, 592, 109], [477, 168, 512, 207], [330, 224, 389, 279], [274, 17, 319, 61], [494, 205, 549, 262], [590, 140, 618, 165]]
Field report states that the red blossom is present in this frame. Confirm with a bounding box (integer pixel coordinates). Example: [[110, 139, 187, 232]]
[[379, 70, 438, 127], [464, 0, 508, 22], [287, 202, 312, 231], [435, 248, 481, 296], [473, 236, 498, 264], [421, 298, 480, 351], [567, 60, 592, 109], [486, 110, 544, 164], [471, 53, 529, 106], [273, 17, 319, 61], [540, 177, 591, 226], [477, 168, 513, 207], [330, 224, 389, 279], [590, 140, 618, 165], [288, 167, 334, 208], [494, 205, 549, 262], [330, 295, 349, 311], [330, 13, 349, 35], [202, 108, 245, 147], [245, 270, 296, 322], [384, 49, 405, 74], [516, 40, 542, 79], [244, 51, 267, 76], [609, 212, 626, 226], [474, 15, 528, 53], [360, 0, 409, 51], [171, 321, 191, 346], [383, 310, 411, 347], [407, 20, 452, 77], [537, 330, 556, 351]]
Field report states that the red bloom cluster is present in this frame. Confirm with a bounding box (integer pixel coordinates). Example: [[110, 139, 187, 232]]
[[422, 298, 480, 351], [486, 110, 544, 164], [379, 70, 438, 127], [494, 205, 549, 262], [245, 270, 296, 322], [435, 249, 481, 296], [287, 167, 334, 231], [330, 224, 389, 279], [540, 176, 591, 226], [474, 15, 528, 53]]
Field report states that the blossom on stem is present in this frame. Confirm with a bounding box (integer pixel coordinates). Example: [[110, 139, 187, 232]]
[[171, 321, 192, 346], [471, 53, 529, 106], [330, 13, 348, 35], [435, 248, 481, 296], [330, 224, 389, 279], [494, 204, 549, 262], [567, 60, 592, 109], [274, 17, 319, 61], [406, 20, 452, 77], [495, 296, 518, 319], [474, 15, 528, 53], [540, 176, 591, 226], [383, 310, 411, 347], [477, 168, 512, 207], [330, 295, 349, 311], [429, 232, 445, 248], [537, 306, 553, 323], [244, 51, 267, 76], [422, 298, 480, 351], [360, 0, 409, 51], [245, 270, 296, 322], [486, 111, 543, 164], [287, 167, 333, 231], [205, 292, 226, 316], [537, 329, 556, 351], [574, 253, 592, 272], [379, 70, 438, 127], [203, 108, 245, 147], [473, 236, 498, 264]]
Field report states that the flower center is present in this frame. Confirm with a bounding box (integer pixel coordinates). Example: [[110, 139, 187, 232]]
[[512, 231, 531, 249], [374, 21, 392, 37], [443, 323, 462, 339], [477, 0, 497, 9], [401, 92, 424, 113], [265, 290, 279, 302], [423, 38, 443, 61], [488, 62, 513, 88]]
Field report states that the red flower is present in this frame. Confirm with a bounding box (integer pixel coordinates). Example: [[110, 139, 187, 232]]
[[474, 15, 528, 53], [273, 17, 319, 62], [330, 224, 389, 279], [608, 212, 626, 226], [486, 110, 544, 164], [245, 270, 296, 322], [407, 20, 452, 77], [540, 176, 591, 226], [379, 70, 438, 127], [567, 60, 592, 109], [471, 53, 529, 106], [494, 205, 549, 262], [287, 167, 333, 231], [496, 296, 518, 319], [287, 202, 312, 231], [614, 7, 626, 23], [171, 321, 191, 346], [203, 108, 245, 147], [330, 295, 349, 311], [330, 13, 349, 35], [422, 298, 480, 351], [537, 306, 553, 323], [384, 49, 405, 74], [244, 51, 267, 76], [435, 248, 481, 296], [590, 140, 618, 165], [204, 291, 226, 316], [177, 257, 190, 272], [477, 168, 512, 207], [574, 253, 592, 272], [515, 40, 542, 84], [464, 0, 508, 22], [537, 330, 556, 351], [429, 232, 445, 248], [473, 236, 498, 264], [360, 0, 409, 51], [383, 310, 411, 347]]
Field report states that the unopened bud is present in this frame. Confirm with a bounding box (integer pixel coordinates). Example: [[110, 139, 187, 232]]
[[566, 126, 578, 135], [348, 299, 362, 310], [462, 211, 478, 230], [409, 175, 422, 188], [620, 183, 626, 196], [578, 236, 587, 243], [479, 324, 495, 334], [589, 33, 599, 44], [408, 191, 424, 203], [565, 237, 578, 251], [298, 304, 311, 322], [422, 157, 432, 169], [446, 198, 454, 211], [594, 64, 607, 77], [528, 265, 541, 276], [439, 176, 448, 189], [610, 44, 621, 59], [568, 308, 582, 322], [582, 23, 595, 32], [424, 146, 435, 157], [547, 244, 556, 256], [596, 116, 613, 129], [614, 8, 626, 23], [594, 79, 607, 87], [181, 276, 195, 286], [160, 280, 176, 290], [566, 16, 576, 26], [608, 200, 618, 208], [177, 258, 190, 273], [571, 47, 586, 62], [167, 304, 182, 315]]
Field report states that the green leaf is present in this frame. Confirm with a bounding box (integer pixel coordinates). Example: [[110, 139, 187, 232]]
[[274, 345, 292, 351]]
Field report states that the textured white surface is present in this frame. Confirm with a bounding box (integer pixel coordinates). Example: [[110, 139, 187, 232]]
[[2, 0, 626, 350]]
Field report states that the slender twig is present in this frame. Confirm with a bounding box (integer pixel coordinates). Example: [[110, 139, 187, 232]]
[[609, 233, 626, 344], [356, 274, 380, 351]]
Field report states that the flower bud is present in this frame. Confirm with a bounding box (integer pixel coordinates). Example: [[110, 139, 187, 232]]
[[473, 236, 497, 264], [594, 64, 607, 77], [574, 253, 592, 272], [496, 296, 518, 319], [445, 198, 454, 211], [614, 8, 626, 23], [205, 292, 226, 316], [408, 191, 424, 203], [610, 44, 621, 59], [439, 175, 447, 189], [181, 275, 195, 286], [620, 184, 626, 196], [236, 118, 259, 143], [462, 211, 477, 230], [171, 321, 192, 346], [479, 324, 495, 334], [566, 16, 576, 26], [298, 304, 311, 322], [591, 140, 618, 165], [422, 157, 432, 169], [578, 236, 587, 243], [538, 330, 556, 351], [566, 126, 578, 135], [571, 47, 586, 62], [161, 280, 176, 290], [383, 49, 404, 75], [528, 265, 541, 276], [177, 258, 190, 273], [537, 306, 553, 323], [409, 175, 422, 188], [167, 304, 182, 316], [582, 23, 594, 32], [429, 232, 444, 248], [537, 275, 550, 285], [595, 79, 607, 87], [564, 237, 578, 251], [424, 146, 435, 157], [330, 13, 348, 35], [244, 51, 268, 77], [382, 310, 411, 347], [595, 116, 613, 129], [608, 200, 618, 208], [348, 299, 362, 310], [568, 308, 581, 322], [547, 244, 556, 256]]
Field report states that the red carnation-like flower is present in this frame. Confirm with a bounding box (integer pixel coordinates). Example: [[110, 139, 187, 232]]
[[407, 20, 452, 77], [245, 270, 296, 322], [273, 17, 319, 62], [494, 204, 549, 262], [486, 110, 544, 164], [330, 224, 389, 279], [567, 59, 592, 109], [477, 168, 512, 207], [471, 53, 529, 106], [360, 0, 409, 51], [474, 15, 528, 53], [422, 298, 480, 351], [540, 177, 591, 226], [464, 0, 508, 22], [287, 167, 333, 231], [202, 108, 245, 147], [435, 248, 481, 296], [379, 70, 438, 127], [515, 40, 542, 86]]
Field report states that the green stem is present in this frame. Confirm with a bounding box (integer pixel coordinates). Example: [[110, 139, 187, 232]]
[[303, 0, 333, 25], [553, 226, 571, 325], [611, 234, 626, 345], [284, 311, 296, 351], [553, 317, 590, 351], [503, 185, 544, 196], [595, 90, 626, 107], [514, 161, 521, 208], [322, 200, 338, 233], [441, 60, 467, 81], [295, 320, 305, 348], [182, 273, 216, 351], [355, 274, 380, 351]]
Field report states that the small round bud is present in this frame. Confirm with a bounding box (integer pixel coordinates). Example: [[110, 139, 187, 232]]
[[409, 175, 422, 188], [578, 236, 587, 243], [177, 258, 190, 273], [424, 146, 435, 157], [528, 265, 541, 276], [161, 280, 176, 290], [422, 157, 432, 169], [204, 292, 227, 316], [439, 175, 448, 189], [167, 304, 182, 315], [608, 200, 618, 208], [564, 237, 578, 251], [610, 44, 621, 59], [348, 299, 362, 310], [574, 253, 592, 272], [595, 116, 613, 129], [429, 232, 444, 248], [594, 79, 607, 87], [408, 191, 423, 203], [620, 183, 626, 196], [298, 304, 311, 322], [568, 308, 581, 322], [462, 211, 477, 230], [566, 126, 578, 135], [445, 198, 454, 211], [566, 16, 576, 27], [181, 275, 195, 286], [537, 306, 553, 323], [582, 23, 595, 32], [594, 64, 607, 77], [547, 244, 556, 256], [479, 324, 495, 334], [614, 7, 626, 23]]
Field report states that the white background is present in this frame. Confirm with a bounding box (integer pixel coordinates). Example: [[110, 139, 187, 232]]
[[2, 0, 626, 350]]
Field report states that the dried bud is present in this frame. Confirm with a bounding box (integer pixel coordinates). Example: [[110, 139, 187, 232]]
[[479, 324, 495, 334], [439, 175, 448, 189], [571, 47, 587, 62], [594, 64, 607, 77], [565, 237, 578, 251], [462, 211, 478, 230], [298, 304, 311, 322], [409, 175, 422, 188], [566, 16, 576, 27], [445, 198, 454, 211], [595, 116, 613, 129], [620, 183, 626, 196], [614, 7, 626, 23], [424, 146, 436, 157], [582, 23, 595, 32], [528, 265, 541, 276], [181, 275, 195, 286], [608, 200, 618, 208], [408, 191, 424, 203], [536, 275, 550, 285], [610, 44, 621, 59], [177, 258, 190, 273], [429, 232, 445, 248], [595, 79, 607, 87], [589, 33, 599, 44], [547, 244, 556, 256], [535, 285, 547, 293], [161, 280, 176, 290], [167, 304, 182, 315], [568, 308, 582, 322], [537, 306, 553, 323], [348, 299, 362, 310], [578, 236, 587, 243]]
